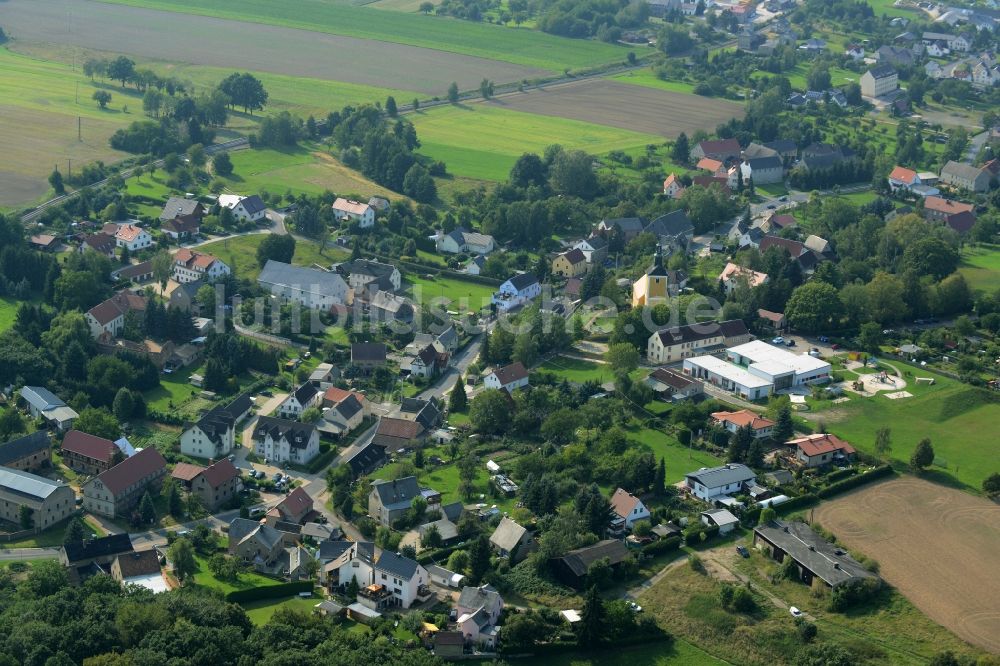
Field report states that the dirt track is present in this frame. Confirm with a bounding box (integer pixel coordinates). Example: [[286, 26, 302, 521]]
[[813, 477, 1000, 653], [0, 0, 546, 94], [485, 78, 745, 138]]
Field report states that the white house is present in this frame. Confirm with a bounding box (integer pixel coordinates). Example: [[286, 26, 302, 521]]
[[113, 223, 153, 252], [257, 260, 348, 311], [465, 255, 486, 276], [491, 273, 540, 312], [573, 236, 608, 264], [251, 416, 320, 465], [610, 488, 650, 529], [888, 165, 921, 192], [276, 383, 321, 419], [456, 585, 503, 650], [685, 463, 757, 501], [332, 198, 375, 228], [484, 362, 529, 393], [172, 249, 230, 283], [436, 226, 496, 255], [218, 194, 267, 223], [719, 263, 769, 295], [372, 551, 429, 609], [85, 291, 147, 339], [860, 65, 899, 98], [179, 394, 252, 459]]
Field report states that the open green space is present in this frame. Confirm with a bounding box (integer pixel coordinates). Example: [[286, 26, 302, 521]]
[[816, 367, 1000, 491], [609, 70, 697, 95], [153, 64, 413, 120], [195, 234, 348, 282], [628, 427, 723, 482], [0, 47, 131, 208], [521, 639, 728, 665], [96, 0, 629, 71], [404, 274, 497, 310], [959, 244, 1000, 293], [410, 105, 662, 181], [241, 593, 323, 625], [753, 63, 858, 91], [535, 356, 647, 385], [866, 0, 921, 18], [0, 298, 20, 333], [222, 146, 405, 201], [190, 554, 285, 594]]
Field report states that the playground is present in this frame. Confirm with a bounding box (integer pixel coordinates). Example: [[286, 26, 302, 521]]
[[837, 358, 915, 398]]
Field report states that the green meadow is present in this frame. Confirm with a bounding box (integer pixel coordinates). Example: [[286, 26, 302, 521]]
[[196, 234, 347, 282], [96, 0, 629, 71], [610, 70, 698, 95], [404, 274, 497, 310], [410, 105, 662, 181], [817, 367, 1000, 491], [959, 244, 1000, 293]]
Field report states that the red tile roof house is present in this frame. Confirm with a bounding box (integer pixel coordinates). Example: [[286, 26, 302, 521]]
[[922, 196, 977, 233], [787, 434, 856, 468], [82, 447, 167, 518], [85, 291, 148, 340], [609, 488, 651, 531], [887, 165, 921, 192], [711, 410, 776, 438], [483, 362, 529, 393], [266, 486, 314, 526], [61, 430, 123, 476]]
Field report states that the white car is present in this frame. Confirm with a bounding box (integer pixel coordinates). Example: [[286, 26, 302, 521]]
[[627, 601, 642, 612], [772, 336, 785, 345], [789, 606, 803, 617]]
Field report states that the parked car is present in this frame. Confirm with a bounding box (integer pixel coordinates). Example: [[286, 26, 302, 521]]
[[790, 606, 803, 617], [272, 472, 283, 482], [736, 546, 750, 558], [771, 336, 785, 345], [627, 601, 642, 612], [785, 339, 795, 347]]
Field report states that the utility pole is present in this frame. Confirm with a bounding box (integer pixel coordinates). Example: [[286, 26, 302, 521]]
[[78, 117, 82, 142], [68, 159, 72, 180], [76, 81, 79, 104]]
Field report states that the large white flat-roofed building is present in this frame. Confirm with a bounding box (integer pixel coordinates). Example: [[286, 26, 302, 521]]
[[682, 355, 774, 400], [726, 340, 830, 389], [683, 341, 831, 399]]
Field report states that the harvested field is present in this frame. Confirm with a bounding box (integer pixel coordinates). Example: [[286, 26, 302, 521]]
[[0, 0, 545, 94], [813, 477, 1000, 654], [486, 78, 745, 138]]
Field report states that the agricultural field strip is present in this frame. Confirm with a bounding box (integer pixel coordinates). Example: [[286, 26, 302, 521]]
[[0, 0, 546, 95], [486, 78, 746, 139], [82, 0, 629, 71]]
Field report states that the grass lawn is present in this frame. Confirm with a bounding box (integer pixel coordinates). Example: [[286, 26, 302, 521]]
[[241, 592, 322, 624], [867, 0, 920, 18], [403, 273, 497, 311], [609, 70, 697, 95], [145, 371, 203, 413], [195, 234, 348, 282], [222, 146, 405, 201], [191, 554, 286, 595], [521, 640, 726, 665], [0, 297, 19, 332], [838, 191, 879, 206], [755, 183, 788, 197], [628, 427, 722, 483], [959, 244, 1000, 293], [0, 517, 77, 549], [753, 63, 858, 91], [535, 356, 647, 385], [96, 0, 630, 71], [814, 367, 1000, 491], [410, 105, 662, 181]]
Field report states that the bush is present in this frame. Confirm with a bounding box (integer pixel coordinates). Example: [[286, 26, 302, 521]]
[[797, 619, 817, 642], [773, 494, 819, 515], [641, 535, 681, 556], [829, 577, 882, 612]]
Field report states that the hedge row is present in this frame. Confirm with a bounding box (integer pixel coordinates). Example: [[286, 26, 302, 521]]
[[373, 253, 503, 287], [641, 535, 681, 556], [824, 468, 857, 484], [225, 580, 313, 603], [817, 465, 893, 499], [774, 494, 819, 515]]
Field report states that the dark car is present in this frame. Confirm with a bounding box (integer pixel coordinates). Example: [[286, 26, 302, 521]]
[[785, 339, 795, 347], [736, 546, 750, 558]]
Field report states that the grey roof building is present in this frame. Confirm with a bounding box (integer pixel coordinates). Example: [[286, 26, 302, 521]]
[[0, 431, 50, 470], [369, 476, 422, 526], [685, 463, 756, 490], [0, 466, 75, 532], [754, 520, 878, 587]]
